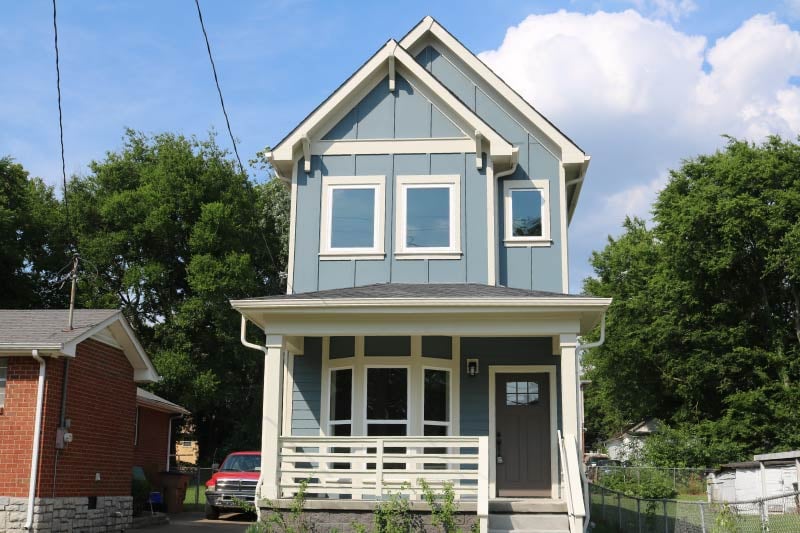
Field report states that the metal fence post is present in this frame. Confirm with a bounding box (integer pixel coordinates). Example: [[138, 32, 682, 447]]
[[663, 499, 668, 533], [195, 467, 200, 505], [699, 502, 706, 533], [601, 486, 605, 519], [637, 497, 642, 533], [618, 492, 622, 528]]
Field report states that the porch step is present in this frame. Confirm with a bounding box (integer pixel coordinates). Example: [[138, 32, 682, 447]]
[[488, 512, 569, 532], [489, 499, 568, 514]]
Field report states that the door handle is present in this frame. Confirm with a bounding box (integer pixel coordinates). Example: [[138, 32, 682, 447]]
[[496, 432, 503, 464]]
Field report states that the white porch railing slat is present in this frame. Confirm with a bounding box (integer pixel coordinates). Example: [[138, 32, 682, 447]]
[[278, 435, 489, 525]]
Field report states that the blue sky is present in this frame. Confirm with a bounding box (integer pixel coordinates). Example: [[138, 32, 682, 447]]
[[2, 1, 800, 291]]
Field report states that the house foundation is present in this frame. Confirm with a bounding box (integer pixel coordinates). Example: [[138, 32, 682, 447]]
[[0, 496, 133, 533]]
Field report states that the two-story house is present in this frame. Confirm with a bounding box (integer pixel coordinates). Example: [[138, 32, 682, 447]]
[[231, 17, 610, 533]]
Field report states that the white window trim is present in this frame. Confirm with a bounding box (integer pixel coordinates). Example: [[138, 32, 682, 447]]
[[319, 336, 460, 437], [395, 174, 462, 259], [320, 175, 386, 260], [503, 179, 552, 247]]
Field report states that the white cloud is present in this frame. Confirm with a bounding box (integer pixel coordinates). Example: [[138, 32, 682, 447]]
[[479, 10, 800, 289], [630, 0, 698, 22]]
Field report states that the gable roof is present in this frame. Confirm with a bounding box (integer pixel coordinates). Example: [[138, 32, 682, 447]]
[[0, 309, 159, 383], [266, 39, 516, 180], [399, 17, 591, 221]]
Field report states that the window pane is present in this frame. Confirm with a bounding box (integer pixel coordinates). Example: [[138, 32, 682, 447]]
[[511, 189, 543, 237], [424, 369, 449, 422], [505, 381, 540, 406], [366, 368, 407, 420], [424, 425, 448, 436], [364, 336, 410, 357], [330, 336, 355, 359], [406, 187, 450, 248], [331, 424, 351, 436], [366, 423, 407, 436], [331, 188, 375, 248], [421, 336, 452, 359], [330, 369, 352, 421]]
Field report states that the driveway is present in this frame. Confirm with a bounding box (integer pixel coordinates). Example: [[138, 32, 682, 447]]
[[135, 512, 255, 532]]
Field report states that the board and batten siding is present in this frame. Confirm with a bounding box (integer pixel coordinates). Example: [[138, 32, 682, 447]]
[[292, 152, 488, 293], [290, 337, 322, 436], [288, 336, 562, 437], [416, 45, 565, 292]]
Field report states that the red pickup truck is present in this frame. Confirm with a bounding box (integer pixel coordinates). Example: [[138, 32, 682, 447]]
[[205, 451, 261, 519]]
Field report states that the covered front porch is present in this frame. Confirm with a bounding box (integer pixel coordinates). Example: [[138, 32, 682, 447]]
[[231, 284, 610, 533]]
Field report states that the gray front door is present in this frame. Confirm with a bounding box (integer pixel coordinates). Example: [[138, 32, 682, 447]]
[[495, 372, 551, 497]]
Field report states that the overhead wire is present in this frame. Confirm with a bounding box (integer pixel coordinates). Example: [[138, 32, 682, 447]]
[[52, 0, 69, 229], [193, 0, 246, 175]]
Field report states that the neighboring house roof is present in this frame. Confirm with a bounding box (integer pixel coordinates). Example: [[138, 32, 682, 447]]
[[399, 16, 591, 221], [603, 417, 661, 444], [0, 309, 159, 383], [137, 388, 190, 416], [266, 37, 516, 180]]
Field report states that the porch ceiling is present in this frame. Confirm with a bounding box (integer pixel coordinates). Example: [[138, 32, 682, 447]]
[[230, 283, 610, 336]]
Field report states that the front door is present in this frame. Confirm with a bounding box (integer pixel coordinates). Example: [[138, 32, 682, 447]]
[[495, 372, 551, 497]]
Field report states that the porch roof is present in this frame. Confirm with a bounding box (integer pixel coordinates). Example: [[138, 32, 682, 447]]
[[231, 283, 611, 336]]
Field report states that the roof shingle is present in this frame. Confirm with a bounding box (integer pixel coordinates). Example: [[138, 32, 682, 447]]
[[0, 309, 120, 346]]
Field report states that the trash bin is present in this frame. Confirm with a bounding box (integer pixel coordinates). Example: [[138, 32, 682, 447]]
[[159, 471, 190, 513]]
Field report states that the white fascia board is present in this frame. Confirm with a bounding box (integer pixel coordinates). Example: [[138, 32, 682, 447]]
[[267, 39, 513, 173], [0, 344, 66, 356], [399, 17, 586, 166]]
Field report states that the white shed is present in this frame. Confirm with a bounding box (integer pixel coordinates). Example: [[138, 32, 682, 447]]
[[708, 451, 800, 504]]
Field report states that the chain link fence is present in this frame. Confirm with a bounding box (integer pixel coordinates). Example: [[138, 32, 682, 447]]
[[590, 483, 800, 533], [176, 466, 214, 510], [587, 466, 710, 496]]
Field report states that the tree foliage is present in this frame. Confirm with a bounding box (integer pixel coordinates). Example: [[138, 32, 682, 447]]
[[583, 136, 800, 466]]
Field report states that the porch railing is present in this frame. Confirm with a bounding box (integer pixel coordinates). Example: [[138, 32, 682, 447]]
[[278, 436, 488, 517], [558, 430, 587, 533]]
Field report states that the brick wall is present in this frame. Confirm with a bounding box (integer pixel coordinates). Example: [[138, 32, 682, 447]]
[[134, 406, 171, 483], [0, 357, 40, 497], [36, 339, 137, 498]]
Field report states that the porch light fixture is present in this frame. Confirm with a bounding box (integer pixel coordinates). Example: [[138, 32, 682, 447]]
[[466, 358, 479, 377]]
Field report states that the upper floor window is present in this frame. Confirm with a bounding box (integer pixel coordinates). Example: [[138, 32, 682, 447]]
[[395, 175, 461, 259], [320, 175, 385, 259], [503, 179, 551, 246]]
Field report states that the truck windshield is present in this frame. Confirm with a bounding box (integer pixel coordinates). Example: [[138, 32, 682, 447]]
[[220, 454, 261, 472]]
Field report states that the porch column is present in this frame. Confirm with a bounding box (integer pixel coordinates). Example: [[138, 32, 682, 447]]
[[261, 334, 284, 500], [559, 334, 580, 438]]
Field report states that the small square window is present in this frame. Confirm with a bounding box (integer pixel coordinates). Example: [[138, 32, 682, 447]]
[[505, 381, 540, 406], [395, 175, 461, 259], [320, 176, 385, 259], [503, 179, 551, 246]]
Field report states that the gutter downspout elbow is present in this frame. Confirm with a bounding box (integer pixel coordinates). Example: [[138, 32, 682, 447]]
[[239, 316, 269, 519], [494, 146, 520, 180], [579, 313, 606, 352], [25, 350, 46, 531]]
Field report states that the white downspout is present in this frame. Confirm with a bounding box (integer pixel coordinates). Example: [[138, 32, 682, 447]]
[[491, 147, 520, 284], [240, 316, 269, 520], [25, 350, 46, 531], [576, 313, 606, 532]]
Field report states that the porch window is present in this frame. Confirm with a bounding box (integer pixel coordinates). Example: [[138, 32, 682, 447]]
[[366, 367, 408, 436], [395, 175, 461, 258], [329, 368, 353, 435], [503, 179, 551, 246], [423, 368, 450, 436], [320, 175, 385, 259]]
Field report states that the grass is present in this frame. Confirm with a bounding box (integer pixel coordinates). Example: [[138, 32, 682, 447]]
[[184, 484, 206, 505]]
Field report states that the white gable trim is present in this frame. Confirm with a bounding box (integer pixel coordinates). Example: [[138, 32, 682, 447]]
[[266, 40, 514, 180], [400, 17, 586, 165]]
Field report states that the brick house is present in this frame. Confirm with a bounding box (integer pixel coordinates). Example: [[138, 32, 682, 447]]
[[135, 387, 190, 483], [0, 309, 159, 532]]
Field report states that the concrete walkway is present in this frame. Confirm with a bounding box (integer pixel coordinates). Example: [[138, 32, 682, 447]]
[[134, 512, 255, 532]]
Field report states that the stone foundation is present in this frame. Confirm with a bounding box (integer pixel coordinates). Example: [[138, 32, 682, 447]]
[[0, 496, 133, 533]]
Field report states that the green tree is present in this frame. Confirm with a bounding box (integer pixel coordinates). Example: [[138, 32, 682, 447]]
[[0, 157, 69, 308], [583, 136, 800, 465], [68, 130, 289, 458]]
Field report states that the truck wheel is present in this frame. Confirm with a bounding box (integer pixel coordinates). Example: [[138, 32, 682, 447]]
[[205, 502, 220, 520]]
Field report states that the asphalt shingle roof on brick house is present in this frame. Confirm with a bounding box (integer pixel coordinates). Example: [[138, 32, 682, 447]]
[[0, 309, 119, 346]]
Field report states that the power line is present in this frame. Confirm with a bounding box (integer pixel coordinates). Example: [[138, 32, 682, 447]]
[[193, 0, 245, 175], [52, 0, 69, 223]]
